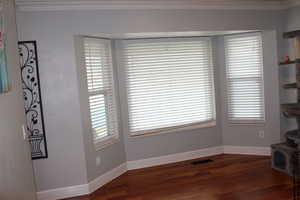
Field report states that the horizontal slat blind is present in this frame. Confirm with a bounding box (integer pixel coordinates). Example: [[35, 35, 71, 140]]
[[89, 94, 108, 139], [225, 33, 265, 123], [122, 38, 216, 135], [83, 38, 118, 147]]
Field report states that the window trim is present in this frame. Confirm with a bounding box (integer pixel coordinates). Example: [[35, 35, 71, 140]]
[[75, 36, 119, 151], [130, 120, 216, 137], [120, 37, 217, 137], [224, 32, 266, 125]]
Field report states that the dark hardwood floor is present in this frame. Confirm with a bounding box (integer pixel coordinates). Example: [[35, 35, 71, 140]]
[[63, 154, 293, 200]]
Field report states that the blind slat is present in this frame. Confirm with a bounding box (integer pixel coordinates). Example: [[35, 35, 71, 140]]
[[225, 33, 265, 122], [84, 38, 118, 146], [123, 38, 216, 135]]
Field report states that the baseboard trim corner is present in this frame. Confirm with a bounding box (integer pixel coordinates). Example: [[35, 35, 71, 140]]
[[37, 163, 127, 200], [88, 163, 127, 193]]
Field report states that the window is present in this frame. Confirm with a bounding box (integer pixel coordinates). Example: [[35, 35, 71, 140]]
[[224, 33, 265, 123], [83, 38, 118, 149], [122, 38, 216, 136]]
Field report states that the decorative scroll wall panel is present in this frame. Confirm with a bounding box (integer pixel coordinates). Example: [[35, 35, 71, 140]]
[[18, 41, 48, 160]]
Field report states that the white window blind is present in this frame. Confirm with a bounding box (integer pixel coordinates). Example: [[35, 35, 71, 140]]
[[122, 38, 216, 136], [225, 33, 265, 123], [83, 38, 118, 149]]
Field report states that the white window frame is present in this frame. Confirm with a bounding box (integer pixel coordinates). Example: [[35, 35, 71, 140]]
[[224, 32, 265, 124], [76, 37, 119, 151], [120, 37, 217, 137]]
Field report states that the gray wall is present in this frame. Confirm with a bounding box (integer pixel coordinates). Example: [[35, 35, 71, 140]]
[[17, 8, 284, 191], [0, 1, 36, 199], [16, 11, 89, 191], [16, 16, 90, 190], [16, 10, 127, 190]]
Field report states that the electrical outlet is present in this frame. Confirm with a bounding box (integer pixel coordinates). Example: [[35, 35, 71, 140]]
[[258, 130, 265, 138], [22, 124, 27, 140], [96, 156, 101, 166]]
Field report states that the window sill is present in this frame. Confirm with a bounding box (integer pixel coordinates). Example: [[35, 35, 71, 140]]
[[129, 120, 216, 138], [94, 135, 119, 151]]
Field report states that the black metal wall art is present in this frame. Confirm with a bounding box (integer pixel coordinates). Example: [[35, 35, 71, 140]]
[[18, 41, 48, 160]]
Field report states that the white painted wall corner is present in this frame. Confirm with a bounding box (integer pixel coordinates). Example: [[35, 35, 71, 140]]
[[37, 163, 127, 200], [88, 163, 127, 193]]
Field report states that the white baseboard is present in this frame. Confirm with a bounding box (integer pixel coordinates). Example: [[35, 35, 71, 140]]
[[127, 146, 224, 170], [37, 184, 89, 200], [37, 163, 127, 200], [223, 145, 271, 156], [37, 145, 271, 200], [89, 163, 127, 193]]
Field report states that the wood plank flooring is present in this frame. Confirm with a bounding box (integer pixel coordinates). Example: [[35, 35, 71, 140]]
[[63, 154, 293, 200]]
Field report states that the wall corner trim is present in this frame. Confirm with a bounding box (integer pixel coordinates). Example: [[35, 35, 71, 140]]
[[36, 163, 127, 200], [88, 163, 127, 193], [36, 145, 271, 200]]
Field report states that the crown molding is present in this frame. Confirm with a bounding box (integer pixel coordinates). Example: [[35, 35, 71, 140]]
[[15, 0, 298, 11]]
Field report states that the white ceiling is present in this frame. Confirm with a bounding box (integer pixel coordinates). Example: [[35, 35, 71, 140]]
[[15, 0, 300, 11]]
